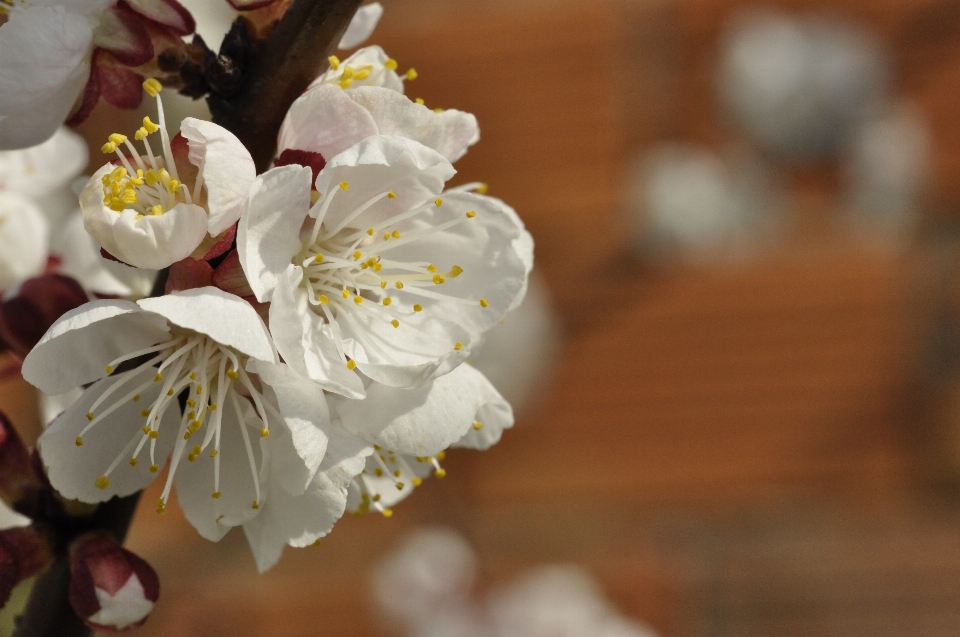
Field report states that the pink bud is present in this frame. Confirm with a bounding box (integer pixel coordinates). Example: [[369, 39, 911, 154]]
[[0, 275, 89, 358], [69, 533, 160, 633], [0, 528, 49, 609]]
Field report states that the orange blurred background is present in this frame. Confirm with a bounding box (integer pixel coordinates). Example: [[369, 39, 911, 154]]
[[8, 0, 960, 634]]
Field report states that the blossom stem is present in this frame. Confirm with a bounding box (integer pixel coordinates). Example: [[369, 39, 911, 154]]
[[209, 0, 364, 172]]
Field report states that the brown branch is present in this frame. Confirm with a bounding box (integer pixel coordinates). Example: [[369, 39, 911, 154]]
[[209, 0, 364, 172]]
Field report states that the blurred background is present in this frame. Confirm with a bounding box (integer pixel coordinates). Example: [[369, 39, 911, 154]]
[[10, 0, 960, 634]]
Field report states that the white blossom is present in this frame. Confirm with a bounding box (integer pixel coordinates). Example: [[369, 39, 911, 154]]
[[240, 135, 532, 394], [0, 190, 48, 293], [338, 2, 383, 50], [22, 287, 333, 541], [0, 499, 30, 531], [80, 81, 255, 270]]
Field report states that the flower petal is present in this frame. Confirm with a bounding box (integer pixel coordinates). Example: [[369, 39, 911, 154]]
[[138, 287, 277, 363], [0, 192, 48, 292], [251, 360, 330, 496], [452, 366, 514, 450], [0, 500, 29, 531], [50, 213, 134, 297], [237, 165, 313, 303], [22, 300, 170, 396], [180, 118, 256, 236], [269, 266, 366, 398], [0, 63, 90, 150], [92, 3, 153, 67], [332, 363, 488, 456], [95, 58, 144, 110], [0, 127, 88, 199], [124, 0, 196, 35], [338, 2, 383, 49], [38, 367, 180, 503], [176, 398, 263, 541], [278, 84, 379, 162]]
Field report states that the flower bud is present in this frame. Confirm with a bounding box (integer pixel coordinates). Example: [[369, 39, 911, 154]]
[[0, 411, 42, 507], [68, 533, 159, 632], [0, 274, 88, 358], [0, 528, 49, 609]]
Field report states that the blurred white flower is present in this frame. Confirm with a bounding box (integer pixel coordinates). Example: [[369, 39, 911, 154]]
[[844, 102, 930, 240], [718, 10, 887, 159], [339, 3, 384, 50], [0, 499, 29, 531], [626, 143, 780, 262], [0, 191, 49, 293]]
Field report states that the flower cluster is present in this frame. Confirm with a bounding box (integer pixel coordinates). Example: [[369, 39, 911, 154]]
[[14, 5, 533, 576]]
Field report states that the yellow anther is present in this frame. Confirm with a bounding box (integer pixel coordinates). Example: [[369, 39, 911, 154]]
[[189, 421, 202, 433], [314, 253, 324, 263], [353, 251, 363, 260], [339, 79, 354, 88], [209, 404, 217, 411], [227, 369, 239, 380], [192, 445, 201, 455], [412, 477, 423, 486], [435, 198, 443, 207], [395, 282, 404, 290], [384, 233, 391, 241], [342, 289, 350, 299], [433, 275, 445, 285], [383, 509, 394, 518], [313, 539, 323, 547], [135, 129, 146, 141], [375, 468, 383, 476], [380, 281, 388, 289], [367, 227, 375, 236], [135, 215, 144, 221], [385, 58, 398, 71], [455, 342, 464, 351], [435, 469, 447, 478], [210, 449, 219, 457], [341, 66, 355, 80], [150, 464, 160, 473], [415, 98, 425, 105], [252, 500, 260, 510], [413, 304, 423, 312], [183, 432, 192, 440], [260, 428, 270, 438], [405, 68, 418, 80], [109, 133, 128, 145], [75, 436, 84, 447], [396, 483, 405, 490], [122, 190, 138, 205], [340, 181, 349, 191], [196, 385, 203, 395], [388, 190, 397, 199], [328, 55, 340, 70], [480, 298, 489, 308], [427, 264, 438, 273], [188, 454, 197, 462], [477, 183, 489, 194], [143, 116, 160, 133], [129, 176, 144, 186], [156, 499, 166, 514], [383, 297, 393, 306], [311, 190, 322, 204], [355, 68, 371, 80], [450, 266, 464, 277], [354, 296, 363, 305], [391, 319, 400, 328], [151, 205, 164, 216], [347, 360, 357, 370], [394, 470, 402, 477], [474, 421, 484, 430], [318, 294, 329, 304], [167, 389, 174, 397], [133, 395, 141, 402], [129, 458, 139, 467], [144, 169, 159, 186], [143, 78, 163, 97], [86, 412, 95, 421], [434, 108, 445, 113], [141, 409, 151, 418], [111, 167, 127, 179], [167, 179, 181, 193], [466, 211, 477, 218], [392, 230, 401, 238], [211, 491, 222, 499], [142, 426, 151, 435], [186, 399, 197, 408], [101, 142, 117, 154], [149, 431, 159, 439], [95, 476, 110, 490], [437, 451, 446, 460], [374, 445, 381, 450]]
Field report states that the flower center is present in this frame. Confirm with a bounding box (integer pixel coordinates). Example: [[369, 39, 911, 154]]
[[76, 329, 274, 514], [98, 80, 204, 220], [296, 183, 479, 367], [324, 54, 416, 89]]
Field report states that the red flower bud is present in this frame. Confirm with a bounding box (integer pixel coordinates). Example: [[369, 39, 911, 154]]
[[69, 533, 160, 633], [0, 528, 49, 609], [0, 412, 42, 507], [0, 275, 89, 358]]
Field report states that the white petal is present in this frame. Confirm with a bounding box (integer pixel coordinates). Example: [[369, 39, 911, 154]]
[[237, 165, 312, 303], [309, 46, 405, 93], [176, 397, 264, 541], [90, 575, 153, 631], [0, 7, 93, 113], [278, 84, 379, 161], [0, 499, 30, 530], [452, 365, 514, 450], [243, 422, 368, 572], [38, 367, 180, 503], [348, 87, 480, 162], [314, 136, 455, 233], [332, 363, 486, 456], [39, 387, 84, 428], [338, 2, 383, 49], [268, 266, 366, 398], [22, 300, 171, 396], [51, 211, 133, 297], [138, 287, 277, 363], [251, 360, 330, 495], [0, 191, 48, 291], [0, 127, 88, 198], [180, 118, 257, 236]]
